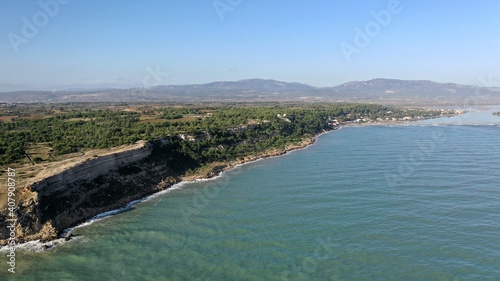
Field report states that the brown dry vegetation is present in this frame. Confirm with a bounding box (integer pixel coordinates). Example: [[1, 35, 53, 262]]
[[0, 116, 16, 122], [0, 141, 146, 211]]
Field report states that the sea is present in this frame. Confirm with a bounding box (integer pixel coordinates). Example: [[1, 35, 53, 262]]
[[3, 107, 500, 281]]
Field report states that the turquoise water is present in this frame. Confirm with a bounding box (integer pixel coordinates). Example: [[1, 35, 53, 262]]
[[3, 111, 500, 280]]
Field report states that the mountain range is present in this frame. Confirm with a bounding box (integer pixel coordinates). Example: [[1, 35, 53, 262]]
[[1, 78, 499, 105]]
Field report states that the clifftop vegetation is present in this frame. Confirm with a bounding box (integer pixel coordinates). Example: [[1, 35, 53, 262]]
[[0, 103, 452, 166]]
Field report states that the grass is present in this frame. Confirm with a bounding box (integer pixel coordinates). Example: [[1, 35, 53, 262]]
[[65, 118, 94, 122], [0, 116, 16, 122]]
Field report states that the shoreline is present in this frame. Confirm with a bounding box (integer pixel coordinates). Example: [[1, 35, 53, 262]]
[[0, 128, 336, 251], [180, 128, 334, 182], [2, 115, 473, 250]]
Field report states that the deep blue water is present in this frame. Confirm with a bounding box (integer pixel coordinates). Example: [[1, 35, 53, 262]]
[[3, 109, 500, 280]]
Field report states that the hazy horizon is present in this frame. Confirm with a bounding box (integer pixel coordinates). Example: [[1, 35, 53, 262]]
[[1, 1, 499, 91], [1, 76, 499, 93]]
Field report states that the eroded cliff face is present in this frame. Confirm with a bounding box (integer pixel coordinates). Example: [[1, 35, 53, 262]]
[[0, 135, 318, 246], [0, 141, 184, 246], [30, 143, 153, 195]]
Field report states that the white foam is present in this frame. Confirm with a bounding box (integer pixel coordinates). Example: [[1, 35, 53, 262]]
[[3, 131, 336, 252], [67, 175, 226, 232], [0, 235, 83, 253], [68, 132, 335, 232]]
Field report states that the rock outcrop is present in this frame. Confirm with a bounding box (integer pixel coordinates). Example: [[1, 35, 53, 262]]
[[0, 141, 181, 246], [30, 142, 153, 195], [0, 134, 321, 246]]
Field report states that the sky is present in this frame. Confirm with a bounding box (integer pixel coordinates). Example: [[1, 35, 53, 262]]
[[0, 0, 499, 90]]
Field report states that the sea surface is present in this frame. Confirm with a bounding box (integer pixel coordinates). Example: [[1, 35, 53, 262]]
[[3, 108, 500, 281]]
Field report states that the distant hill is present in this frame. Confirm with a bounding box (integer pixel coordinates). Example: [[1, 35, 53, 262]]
[[329, 79, 485, 98], [1, 78, 499, 105]]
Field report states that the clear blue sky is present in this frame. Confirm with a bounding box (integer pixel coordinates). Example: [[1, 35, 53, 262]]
[[0, 0, 499, 89]]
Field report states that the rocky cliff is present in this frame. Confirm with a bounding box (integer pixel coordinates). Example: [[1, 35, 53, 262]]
[[0, 140, 183, 246], [0, 135, 319, 246], [30, 142, 153, 195]]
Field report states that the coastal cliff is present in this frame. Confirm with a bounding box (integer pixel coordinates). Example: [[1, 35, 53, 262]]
[[30, 142, 154, 195], [0, 104, 456, 247], [0, 135, 319, 246], [0, 140, 176, 245]]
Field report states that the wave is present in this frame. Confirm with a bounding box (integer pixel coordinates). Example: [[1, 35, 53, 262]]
[[8, 130, 337, 252], [70, 183, 189, 231], [417, 123, 500, 127], [65, 170, 237, 234], [58, 132, 333, 236], [0, 236, 83, 253]]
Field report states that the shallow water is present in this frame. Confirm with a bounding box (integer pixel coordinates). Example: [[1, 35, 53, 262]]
[[3, 110, 500, 280]]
